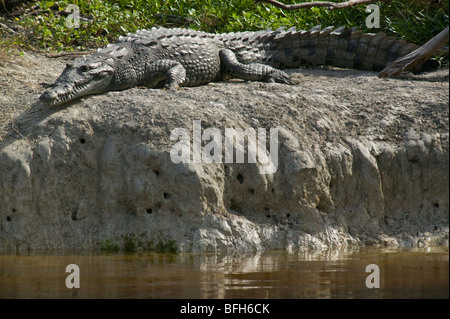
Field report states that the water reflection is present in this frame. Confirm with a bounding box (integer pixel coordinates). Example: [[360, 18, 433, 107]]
[[0, 246, 448, 298]]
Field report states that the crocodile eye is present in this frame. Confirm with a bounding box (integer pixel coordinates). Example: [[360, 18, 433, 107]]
[[80, 65, 90, 72]]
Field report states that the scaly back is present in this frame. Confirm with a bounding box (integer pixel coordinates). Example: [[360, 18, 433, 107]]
[[217, 25, 434, 73]]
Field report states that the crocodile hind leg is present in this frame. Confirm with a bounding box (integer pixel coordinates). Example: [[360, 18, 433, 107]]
[[219, 49, 294, 84], [145, 59, 187, 89]]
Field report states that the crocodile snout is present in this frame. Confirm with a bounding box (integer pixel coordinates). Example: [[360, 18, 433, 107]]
[[39, 83, 74, 106]]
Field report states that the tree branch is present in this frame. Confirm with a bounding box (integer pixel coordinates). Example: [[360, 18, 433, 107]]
[[255, 0, 390, 11], [0, 21, 16, 34], [378, 27, 449, 78]]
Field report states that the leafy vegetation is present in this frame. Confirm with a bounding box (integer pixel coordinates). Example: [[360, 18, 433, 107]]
[[98, 235, 178, 253], [100, 239, 121, 253], [1, 0, 448, 52]]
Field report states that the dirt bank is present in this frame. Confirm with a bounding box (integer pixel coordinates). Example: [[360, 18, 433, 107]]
[[0, 51, 448, 252]]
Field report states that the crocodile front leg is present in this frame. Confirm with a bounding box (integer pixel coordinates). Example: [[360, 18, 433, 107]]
[[144, 59, 187, 89], [219, 49, 294, 85]]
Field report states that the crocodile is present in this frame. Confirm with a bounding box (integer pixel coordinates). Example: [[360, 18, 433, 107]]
[[39, 25, 438, 106]]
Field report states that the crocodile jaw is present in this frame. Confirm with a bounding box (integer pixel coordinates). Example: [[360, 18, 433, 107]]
[[40, 81, 103, 106]]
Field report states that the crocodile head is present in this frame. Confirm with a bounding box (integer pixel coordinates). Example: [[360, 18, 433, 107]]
[[40, 53, 116, 106]]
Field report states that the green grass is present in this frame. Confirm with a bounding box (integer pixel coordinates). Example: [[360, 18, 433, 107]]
[[5, 0, 448, 51], [98, 234, 178, 253], [100, 239, 121, 253]]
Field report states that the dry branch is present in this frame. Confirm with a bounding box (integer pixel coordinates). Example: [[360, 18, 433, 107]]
[[255, 0, 390, 10], [45, 51, 95, 58], [0, 21, 16, 34], [378, 27, 449, 78]]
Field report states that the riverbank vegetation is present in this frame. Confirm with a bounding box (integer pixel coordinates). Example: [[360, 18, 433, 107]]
[[1, 0, 448, 53]]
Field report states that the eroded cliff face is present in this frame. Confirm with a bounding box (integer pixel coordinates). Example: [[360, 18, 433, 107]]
[[0, 54, 448, 252]]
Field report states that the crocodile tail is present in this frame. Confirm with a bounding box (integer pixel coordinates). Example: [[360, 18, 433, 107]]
[[220, 26, 438, 73]]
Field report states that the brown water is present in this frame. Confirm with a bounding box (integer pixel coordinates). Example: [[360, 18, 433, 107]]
[[0, 246, 448, 299]]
